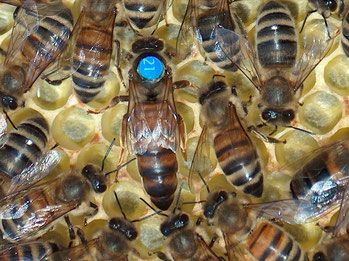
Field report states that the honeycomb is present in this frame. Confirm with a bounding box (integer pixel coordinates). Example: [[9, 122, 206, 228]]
[[0, 0, 348, 260]]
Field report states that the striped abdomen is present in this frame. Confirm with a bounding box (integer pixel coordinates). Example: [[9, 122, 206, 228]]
[[256, 1, 297, 69], [72, 9, 116, 103], [123, 0, 163, 31], [197, 9, 240, 71], [137, 148, 178, 210], [342, 11, 349, 56], [213, 128, 263, 197], [20, 5, 73, 90], [0, 113, 49, 180], [247, 221, 307, 261], [0, 242, 59, 261]]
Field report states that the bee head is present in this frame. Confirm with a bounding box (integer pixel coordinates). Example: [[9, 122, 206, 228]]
[[160, 213, 189, 237], [109, 217, 138, 241], [261, 108, 295, 125], [0, 94, 18, 110], [203, 190, 228, 219], [312, 251, 327, 261], [324, 0, 338, 12]]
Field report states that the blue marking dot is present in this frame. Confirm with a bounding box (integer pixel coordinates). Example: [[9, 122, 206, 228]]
[[137, 55, 164, 81]]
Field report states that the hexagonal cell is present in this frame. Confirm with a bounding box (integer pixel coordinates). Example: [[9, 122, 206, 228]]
[[34, 78, 72, 110], [0, 4, 15, 35], [103, 181, 147, 221], [200, 174, 237, 201], [101, 103, 128, 146], [275, 130, 319, 170], [263, 171, 293, 201], [85, 72, 120, 109], [175, 101, 194, 134], [154, 24, 181, 60], [324, 55, 349, 96], [172, 0, 189, 24], [299, 91, 342, 134], [52, 106, 96, 150], [82, 219, 108, 240], [76, 142, 121, 175]]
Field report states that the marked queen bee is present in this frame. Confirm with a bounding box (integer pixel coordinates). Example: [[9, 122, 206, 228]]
[[213, 0, 333, 128], [0, 0, 73, 110]]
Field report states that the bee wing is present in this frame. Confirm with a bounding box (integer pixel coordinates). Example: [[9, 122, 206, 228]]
[[176, 0, 196, 60], [292, 33, 335, 92], [0, 114, 8, 145], [188, 124, 214, 194], [213, 26, 262, 90], [333, 181, 349, 236], [8, 149, 61, 194], [244, 198, 339, 224]]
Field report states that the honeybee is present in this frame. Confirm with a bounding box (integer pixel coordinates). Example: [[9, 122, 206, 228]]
[[202, 191, 308, 261], [189, 79, 264, 198], [311, 236, 349, 261], [177, 0, 243, 70], [158, 211, 221, 261], [213, 0, 332, 128], [0, 0, 73, 110], [117, 37, 186, 210], [0, 111, 61, 194], [0, 241, 60, 260], [120, 0, 171, 35], [0, 172, 97, 242]]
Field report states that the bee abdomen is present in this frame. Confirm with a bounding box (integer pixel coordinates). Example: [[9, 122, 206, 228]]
[[256, 1, 297, 68], [0, 242, 59, 261], [214, 129, 263, 197], [247, 222, 307, 261], [123, 0, 161, 30], [342, 11, 349, 57], [137, 148, 178, 210], [0, 114, 49, 179]]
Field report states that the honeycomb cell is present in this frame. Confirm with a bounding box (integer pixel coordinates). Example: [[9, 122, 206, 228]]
[[172, 0, 189, 24], [263, 171, 294, 201], [154, 24, 181, 60], [103, 181, 147, 221], [324, 55, 349, 96], [8, 108, 47, 131], [230, 0, 259, 26], [83, 219, 108, 240], [52, 106, 96, 150], [101, 103, 128, 146], [175, 101, 194, 134], [329, 127, 349, 143], [86, 72, 120, 109], [76, 142, 121, 175], [41, 223, 70, 248], [34, 78, 72, 110], [126, 158, 141, 183], [0, 4, 15, 34], [302, 70, 316, 96], [299, 91, 342, 134], [200, 174, 237, 201], [275, 130, 319, 170]]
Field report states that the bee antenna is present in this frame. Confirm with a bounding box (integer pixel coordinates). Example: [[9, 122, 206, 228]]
[[101, 138, 115, 172], [3, 110, 17, 130], [139, 197, 168, 217], [104, 158, 136, 176], [114, 191, 127, 220], [285, 125, 314, 135]]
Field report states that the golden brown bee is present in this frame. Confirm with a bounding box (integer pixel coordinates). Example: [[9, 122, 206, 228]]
[[120, 0, 170, 35], [177, 0, 243, 70], [0, 241, 60, 261], [311, 236, 349, 261], [203, 191, 308, 261], [0, 0, 73, 110], [118, 37, 186, 210], [68, 0, 118, 103], [214, 0, 332, 127], [159, 211, 221, 261], [189, 79, 264, 198], [0, 172, 97, 242]]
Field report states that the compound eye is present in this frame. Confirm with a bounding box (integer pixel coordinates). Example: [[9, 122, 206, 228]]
[[283, 110, 295, 121], [136, 55, 165, 81], [327, 0, 337, 11], [261, 108, 277, 122], [2, 96, 18, 110]]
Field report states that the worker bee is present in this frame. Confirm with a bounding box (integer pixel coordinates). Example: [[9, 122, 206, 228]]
[[213, 0, 332, 128], [116, 37, 186, 210], [120, 0, 171, 35], [189, 79, 264, 198], [46, 0, 119, 103], [202, 190, 308, 261], [0, 241, 60, 260], [0, 110, 62, 194], [0, 0, 73, 110], [0, 171, 97, 242], [177, 0, 244, 70], [311, 236, 349, 261]]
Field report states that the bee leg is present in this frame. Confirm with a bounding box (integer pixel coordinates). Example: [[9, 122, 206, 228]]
[[196, 217, 203, 226], [209, 234, 219, 248], [3, 109, 17, 130], [155, 251, 171, 261], [177, 114, 187, 160], [322, 13, 332, 39], [247, 125, 286, 144], [268, 125, 278, 136], [76, 227, 88, 245], [299, 9, 317, 34], [114, 40, 127, 89], [89, 201, 98, 215], [64, 215, 76, 241], [0, 47, 6, 57], [87, 95, 129, 114], [173, 80, 192, 89]]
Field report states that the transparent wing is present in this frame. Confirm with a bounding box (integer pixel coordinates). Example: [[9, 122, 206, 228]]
[[0, 114, 8, 146], [333, 181, 349, 236], [176, 0, 195, 60], [188, 124, 213, 194], [245, 198, 338, 224], [8, 149, 61, 193], [213, 26, 262, 90], [292, 32, 335, 92]]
